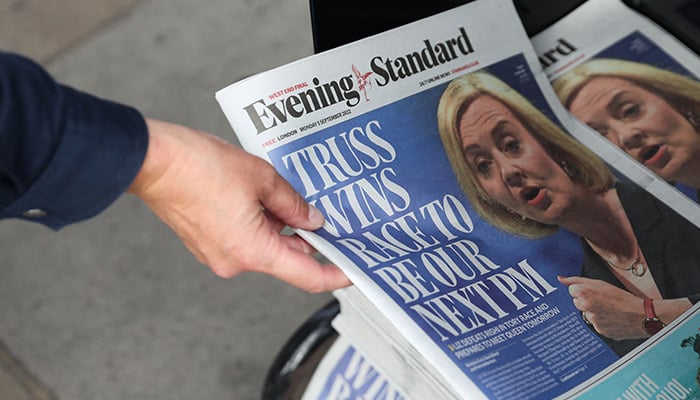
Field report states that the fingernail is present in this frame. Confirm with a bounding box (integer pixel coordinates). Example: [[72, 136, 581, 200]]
[[308, 205, 324, 228]]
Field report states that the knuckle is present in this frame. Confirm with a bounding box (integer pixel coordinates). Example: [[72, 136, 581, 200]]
[[256, 163, 280, 193]]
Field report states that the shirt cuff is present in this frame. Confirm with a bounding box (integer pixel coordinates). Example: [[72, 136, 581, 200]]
[[0, 86, 148, 230]]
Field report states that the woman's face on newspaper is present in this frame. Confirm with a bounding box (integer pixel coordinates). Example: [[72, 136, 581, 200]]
[[568, 76, 700, 183], [458, 95, 578, 225]]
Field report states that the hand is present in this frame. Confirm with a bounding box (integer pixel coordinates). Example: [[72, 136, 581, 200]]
[[128, 118, 352, 292], [558, 275, 646, 340]]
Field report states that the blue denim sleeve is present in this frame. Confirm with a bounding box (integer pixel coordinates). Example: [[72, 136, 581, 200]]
[[0, 52, 148, 230]]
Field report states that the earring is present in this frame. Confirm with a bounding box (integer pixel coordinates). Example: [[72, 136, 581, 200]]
[[687, 111, 699, 128]]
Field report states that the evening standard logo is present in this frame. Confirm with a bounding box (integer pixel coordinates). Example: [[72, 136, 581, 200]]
[[243, 27, 475, 134], [537, 38, 579, 71]]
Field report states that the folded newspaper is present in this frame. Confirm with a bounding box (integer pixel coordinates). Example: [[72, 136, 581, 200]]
[[532, 0, 700, 221], [216, 0, 700, 398]]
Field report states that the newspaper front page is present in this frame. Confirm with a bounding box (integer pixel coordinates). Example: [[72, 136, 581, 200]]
[[532, 0, 700, 225], [530, 2, 700, 398], [216, 0, 700, 398]]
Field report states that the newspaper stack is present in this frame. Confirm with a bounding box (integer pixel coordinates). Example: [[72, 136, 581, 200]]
[[216, 0, 700, 398], [299, 334, 410, 400], [331, 286, 457, 399]]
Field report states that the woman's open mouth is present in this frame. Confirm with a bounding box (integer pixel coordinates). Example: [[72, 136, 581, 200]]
[[639, 144, 666, 166], [523, 187, 545, 205]]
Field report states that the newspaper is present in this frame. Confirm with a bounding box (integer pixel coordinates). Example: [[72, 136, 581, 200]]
[[300, 334, 409, 400], [531, 0, 700, 225], [333, 288, 700, 400], [332, 286, 457, 399], [215, 0, 700, 398]]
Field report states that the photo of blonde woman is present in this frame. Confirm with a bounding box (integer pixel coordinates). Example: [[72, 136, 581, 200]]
[[437, 70, 700, 356]]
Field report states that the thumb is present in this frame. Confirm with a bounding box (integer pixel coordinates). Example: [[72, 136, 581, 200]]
[[257, 166, 325, 231], [557, 275, 587, 286]]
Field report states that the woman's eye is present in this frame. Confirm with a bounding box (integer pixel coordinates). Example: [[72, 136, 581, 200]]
[[504, 139, 519, 153], [476, 160, 491, 174], [621, 104, 640, 120]]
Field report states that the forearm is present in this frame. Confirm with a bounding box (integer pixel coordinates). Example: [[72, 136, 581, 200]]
[[0, 52, 350, 291]]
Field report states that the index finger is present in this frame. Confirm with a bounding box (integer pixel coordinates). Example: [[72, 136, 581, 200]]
[[557, 275, 587, 286]]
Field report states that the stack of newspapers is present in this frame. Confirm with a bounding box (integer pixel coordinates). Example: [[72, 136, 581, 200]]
[[216, 0, 700, 398]]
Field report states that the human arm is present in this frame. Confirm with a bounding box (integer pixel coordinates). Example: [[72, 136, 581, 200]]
[[0, 51, 350, 292], [558, 275, 692, 340]]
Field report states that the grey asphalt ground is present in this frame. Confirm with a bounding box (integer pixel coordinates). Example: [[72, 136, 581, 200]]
[[0, 1, 335, 399]]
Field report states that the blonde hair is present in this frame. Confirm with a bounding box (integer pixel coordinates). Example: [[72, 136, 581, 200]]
[[437, 71, 614, 238], [554, 58, 700, 121]]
